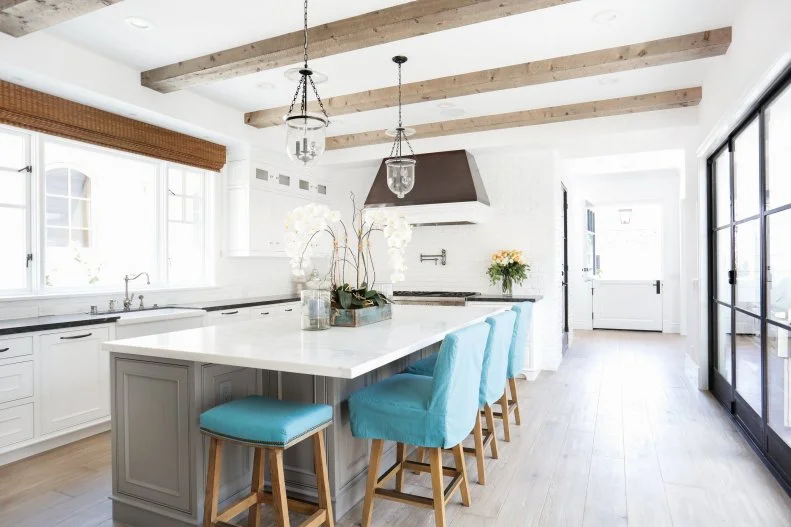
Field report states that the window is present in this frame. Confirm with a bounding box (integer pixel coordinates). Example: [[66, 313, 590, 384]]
[[0, 126, 213, 296], [0, 128, 31, 293]]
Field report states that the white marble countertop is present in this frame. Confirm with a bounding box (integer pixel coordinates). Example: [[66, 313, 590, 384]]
[[102, 305, 505, 378]]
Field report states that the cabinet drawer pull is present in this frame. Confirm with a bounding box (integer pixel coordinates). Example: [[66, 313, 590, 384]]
[[0, 348, 9, 353], [284, 308, 293, 312], [60, 333, 93, 340], [261, 312, 270, 315], [221, 310, 239, 315]]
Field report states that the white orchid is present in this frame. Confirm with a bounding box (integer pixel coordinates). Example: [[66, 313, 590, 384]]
[[364, 208, 412, 283], [284, 204, 339, 274]]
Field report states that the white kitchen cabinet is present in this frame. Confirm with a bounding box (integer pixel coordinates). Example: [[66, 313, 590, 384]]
[[39, 327, 111, 435], [0, 335, 33, 361], [0, 403, 34, 448], [225, 159, 330, 258], [251, 302, 299, 319], [0, 361, 33, 404], [206, 307, 252, 325]]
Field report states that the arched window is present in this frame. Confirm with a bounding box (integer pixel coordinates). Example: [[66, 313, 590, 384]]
[[45, 167, 92, 247]]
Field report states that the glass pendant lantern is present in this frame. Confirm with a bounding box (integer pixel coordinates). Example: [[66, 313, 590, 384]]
[[385, 56, 416, 198], [284, 0, 330, 166]]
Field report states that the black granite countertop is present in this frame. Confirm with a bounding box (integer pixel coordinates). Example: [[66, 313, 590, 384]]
[[0, 313, 121, 337], [174, 294, 300, 312], [468, 294, 543, 302]]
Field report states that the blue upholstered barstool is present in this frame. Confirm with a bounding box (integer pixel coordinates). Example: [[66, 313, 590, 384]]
[[200, 396, 334, 527], [406, 310, 517, 485], [494, 302, 534, 441], [348, 323, 490, 527]]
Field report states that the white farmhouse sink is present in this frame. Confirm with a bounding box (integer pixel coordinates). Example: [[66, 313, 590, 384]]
[[114, 308, 206, 326]]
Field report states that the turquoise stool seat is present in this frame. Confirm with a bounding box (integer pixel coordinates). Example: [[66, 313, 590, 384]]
[[349, 323, 490, 526], [200, 395, 332, 447], [405, 352, 438, 376]]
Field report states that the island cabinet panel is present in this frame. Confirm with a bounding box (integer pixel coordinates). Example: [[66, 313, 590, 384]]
[[113, 358, 193, 514], [39, 327, 110, 434], [200, 364, 259, 505]]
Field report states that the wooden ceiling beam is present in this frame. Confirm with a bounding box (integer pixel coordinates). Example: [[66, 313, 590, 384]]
[[246, 28, 729, 128], [0, 0, 123, 37], [141, 0, 579, 93], [325, 87, 703, 150]]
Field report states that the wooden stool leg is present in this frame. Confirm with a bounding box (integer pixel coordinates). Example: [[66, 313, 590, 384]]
[[395, 443, 406, 492], [472, 413, 486, 485], [499, 391, 511, 442], [269, 449, 290, 527], [509, 377, 521, 425], [451, 444, 471, 506], [203, 437, 223, 527], [428, 448, 447, 527], [484, 404, 499, 459], [361, 439, 384, 527], [312, 431, 334, 527], [248, 447, 265, 527]]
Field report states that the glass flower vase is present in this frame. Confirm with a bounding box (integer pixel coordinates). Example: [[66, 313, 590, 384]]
[[301, 289, 330, 331], [501, 276, 514, 297]]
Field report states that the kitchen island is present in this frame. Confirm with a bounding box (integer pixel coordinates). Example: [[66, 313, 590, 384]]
[[103, 304, 505, 527]]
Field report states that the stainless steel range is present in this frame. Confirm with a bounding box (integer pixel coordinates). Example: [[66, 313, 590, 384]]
[[392, 291, 478, 306]]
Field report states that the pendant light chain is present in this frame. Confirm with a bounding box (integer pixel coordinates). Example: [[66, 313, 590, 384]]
[[389, 58, 413, 159], [285, 0, 329, 123]]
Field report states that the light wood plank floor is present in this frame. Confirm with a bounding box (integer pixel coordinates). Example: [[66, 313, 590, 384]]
[[2, 330, 790, 526]]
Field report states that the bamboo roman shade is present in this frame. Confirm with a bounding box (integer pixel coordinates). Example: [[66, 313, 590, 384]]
[[0, 80, 226, 172]]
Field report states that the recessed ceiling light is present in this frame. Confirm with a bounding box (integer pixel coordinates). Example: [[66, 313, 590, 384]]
[[125, 17, 154, 31], [257, 82, 276, 90], [437, 102, 455, 109], [598, 77, 620, 86], [592, 10, 619, 24]]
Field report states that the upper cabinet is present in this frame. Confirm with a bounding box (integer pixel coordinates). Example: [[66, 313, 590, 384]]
[[225, 160, 330, 258]]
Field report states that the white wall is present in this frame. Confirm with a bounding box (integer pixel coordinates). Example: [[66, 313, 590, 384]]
[[567, 169, 681, 333], [324, 150, 565, 372]]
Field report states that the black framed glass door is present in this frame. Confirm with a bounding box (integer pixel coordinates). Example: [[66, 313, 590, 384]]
[[708, 64, 791, 490]]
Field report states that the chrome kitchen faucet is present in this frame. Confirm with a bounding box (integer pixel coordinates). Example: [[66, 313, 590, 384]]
[[123, 272, 150, 311]]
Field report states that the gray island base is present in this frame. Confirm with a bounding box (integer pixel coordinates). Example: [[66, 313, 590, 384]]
[[105, 305, 505, 526]]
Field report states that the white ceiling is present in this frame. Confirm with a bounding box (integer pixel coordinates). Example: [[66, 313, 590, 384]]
[[34, 0, 743, 160]]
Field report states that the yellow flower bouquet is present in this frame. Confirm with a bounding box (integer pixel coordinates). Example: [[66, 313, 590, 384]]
[[486, 249, 529, 296]]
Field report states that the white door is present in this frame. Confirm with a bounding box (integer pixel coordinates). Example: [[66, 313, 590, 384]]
[[593, 280, 663, 331], [39, 327, 110, 434]]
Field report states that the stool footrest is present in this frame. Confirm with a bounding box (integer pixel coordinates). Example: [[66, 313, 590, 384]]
[[402, 459, 458, 477]]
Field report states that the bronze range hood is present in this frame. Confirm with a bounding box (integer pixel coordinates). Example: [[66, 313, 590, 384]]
[[364, 149, 491, 226]]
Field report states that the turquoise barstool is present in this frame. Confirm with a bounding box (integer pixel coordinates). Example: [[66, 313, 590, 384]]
[[494, 302, 534, 441], [407, 310, 517, 485], [348, 323, 490, 527], [200, 396, 334, 527]]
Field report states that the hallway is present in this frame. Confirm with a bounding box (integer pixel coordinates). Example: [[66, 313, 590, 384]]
[[1, 331, 790, 526]]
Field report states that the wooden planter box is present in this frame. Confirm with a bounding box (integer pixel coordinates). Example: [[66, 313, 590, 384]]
[[330, 304, 392, 327]]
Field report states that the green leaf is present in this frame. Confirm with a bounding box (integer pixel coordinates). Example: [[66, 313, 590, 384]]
[[374, 296, 384, 307], [338, 290, 352, 309], [365, 289, 377, 299], [360, 281, 368, 290]]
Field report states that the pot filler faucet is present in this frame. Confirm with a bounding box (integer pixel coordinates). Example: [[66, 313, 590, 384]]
[[123, 272, 150, 311]]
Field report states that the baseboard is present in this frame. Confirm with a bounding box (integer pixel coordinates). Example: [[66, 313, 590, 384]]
[[684, 353, 702, 390], [663, 323, 681, 334], [520, 368, 541, 381], [0, 418, 110, 467]]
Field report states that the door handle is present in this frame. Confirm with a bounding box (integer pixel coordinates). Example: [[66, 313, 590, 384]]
[[655, 280, 661, 294]]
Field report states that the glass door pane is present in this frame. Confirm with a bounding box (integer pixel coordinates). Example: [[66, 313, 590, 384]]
[[735, 220, 761, 315], [716, 304, 733, 381], [714, 150, 731, 228], [734, 119, 761, 221], [768, 323, 791, 447], [768, 209, 791, 326], [716, 228, 732, 302], [766, 85, 791, 211], [735, 317, 762, 415]]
